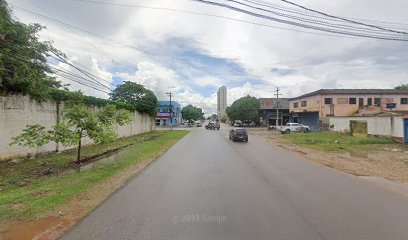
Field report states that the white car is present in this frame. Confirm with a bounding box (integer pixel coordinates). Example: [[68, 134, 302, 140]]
[[276, 123, 310, 134], [233, 120, 242, 127]]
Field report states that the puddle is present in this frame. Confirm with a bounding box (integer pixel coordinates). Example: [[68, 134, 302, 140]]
[[1, 216, 72, 240], [60, 147, 133, 176]]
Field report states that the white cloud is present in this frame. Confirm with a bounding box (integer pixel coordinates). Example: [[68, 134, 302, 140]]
[[8, 0, 408, 111]]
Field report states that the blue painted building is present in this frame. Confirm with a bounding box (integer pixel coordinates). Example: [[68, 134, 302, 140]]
[[156, 101, 182, 126]]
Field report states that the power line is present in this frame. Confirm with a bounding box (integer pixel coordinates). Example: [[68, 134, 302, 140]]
[[49, 65, 111, 91], [56, 0, 394, 39], [197, 0, 408, 40], [237, 0, 408, 36], [66, 0, 407, 38], [279, 0, 408, 35], [31, 0, 117, 80], [6, 55, 159, 109], [190, 0, 408, 41], [2, 42, 115, 90], [11, 4, 249, 84], [244, 0, 408, 30], [50, 53, 113, 91]]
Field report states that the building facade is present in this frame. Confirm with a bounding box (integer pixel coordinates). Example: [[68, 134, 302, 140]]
[[156, 101, 182, 126], [217, 86, 227, 118], [289, 89, 408, 131], [258, 98, 290, 126]]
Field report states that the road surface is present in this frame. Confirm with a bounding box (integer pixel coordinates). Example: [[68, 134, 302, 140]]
[[61, 127, 408, 240]]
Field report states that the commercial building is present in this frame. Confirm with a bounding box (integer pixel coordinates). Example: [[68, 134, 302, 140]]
[[217, 86, 227, 118], [258, 98, 290, 126], [156, 101, 182, 126], [289, 89, 408, 131]]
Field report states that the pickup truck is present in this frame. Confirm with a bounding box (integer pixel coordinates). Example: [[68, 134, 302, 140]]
[[276, 123, 310, 134]]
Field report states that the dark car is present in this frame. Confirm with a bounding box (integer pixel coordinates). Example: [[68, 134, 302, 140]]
[[229, 128, 248, 142], [205, 122, 215, 130]]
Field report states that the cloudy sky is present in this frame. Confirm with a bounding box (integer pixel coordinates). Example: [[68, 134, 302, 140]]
[[7, 0, 408, 114]]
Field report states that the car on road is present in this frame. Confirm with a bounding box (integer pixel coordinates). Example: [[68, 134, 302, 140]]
[[195, 121, 202, 127], [276, 123, 310, 134], [229, 128, 248, 142], [233, 120, 242, 127], [214, 119, 220, 130], [205, 122, 215, 130]]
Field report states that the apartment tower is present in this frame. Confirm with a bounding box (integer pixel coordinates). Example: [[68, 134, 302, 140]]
[[217, 86, 227, 118]]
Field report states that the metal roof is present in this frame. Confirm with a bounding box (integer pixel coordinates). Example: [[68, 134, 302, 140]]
[[289, 89, 408, 101]]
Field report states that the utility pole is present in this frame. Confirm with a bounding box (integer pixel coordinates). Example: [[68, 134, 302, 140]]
[[274, 87, 282, 127], [166, 92, 173, 130]]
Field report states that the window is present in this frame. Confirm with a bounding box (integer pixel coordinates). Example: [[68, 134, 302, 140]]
[[324, 98, 333, 105], [301, 101, 307, 107], [367, 98, 372, 106], [401, 98, 408, 105], [337, 98, 348, 104], [349, 98, 357, 104], [374, 98, 381, 106], [293, 102, 299, 108]]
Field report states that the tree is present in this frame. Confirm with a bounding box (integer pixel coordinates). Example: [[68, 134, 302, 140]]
[[395, 84, 408, 90], [226, 95, 259, 122], [0, 1, 63, 99], [181, 105, 204, 121], [11, 103, 131, 164], [220, 114, 229, 123], [110, 81, 158, 116], [210, 114, 217, 121]]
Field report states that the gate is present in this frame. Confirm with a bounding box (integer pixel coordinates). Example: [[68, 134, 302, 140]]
[[350, 120, 368, 137]]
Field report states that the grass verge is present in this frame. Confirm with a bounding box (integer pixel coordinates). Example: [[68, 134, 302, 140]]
[[0, 130, 188, 221], [282, 132, 394, 153]]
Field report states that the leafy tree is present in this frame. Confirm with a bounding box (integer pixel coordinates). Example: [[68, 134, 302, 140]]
[[210, 114, 217, 121], [395, 84, 408, 90], [110, 81, 158, 116], [226, 95, 259, 122], [181, 105, 204, 121], [0, 1, 63, 99], [220, 114, 229, 123], [11, 103, 131, 164]]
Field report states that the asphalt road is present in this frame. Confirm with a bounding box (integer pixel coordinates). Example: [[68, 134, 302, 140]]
[[61, 127, 408, 240]]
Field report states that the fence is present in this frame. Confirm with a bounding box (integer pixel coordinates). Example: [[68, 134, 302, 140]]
[[328, 115, 404, 141], [0, 95, 155, 161]]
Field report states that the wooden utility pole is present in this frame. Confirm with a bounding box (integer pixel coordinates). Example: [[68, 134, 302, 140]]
[[166, 92, 173, 130], [274, 87, 282, 127]]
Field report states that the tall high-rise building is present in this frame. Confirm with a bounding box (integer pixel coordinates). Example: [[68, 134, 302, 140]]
[[217, 86, 227, 118]]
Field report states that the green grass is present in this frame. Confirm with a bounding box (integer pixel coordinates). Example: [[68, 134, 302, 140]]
[[0, 130, 188, 221], [282, 132, 394, 152]]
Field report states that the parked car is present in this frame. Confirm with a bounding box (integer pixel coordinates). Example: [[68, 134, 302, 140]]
[[205, 122, 215, 130], [195, 121, 202, 127], [276, 123, 310, 134], [233, 120, 242, 127], [229, 128, 248, 142]]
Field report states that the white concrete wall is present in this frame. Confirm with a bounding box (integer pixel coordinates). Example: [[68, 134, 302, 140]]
[[0, 95, 155, 161], [392, 117, 404, 138], [328, 116, 404, 138]]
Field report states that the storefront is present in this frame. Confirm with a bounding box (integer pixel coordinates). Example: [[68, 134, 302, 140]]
[[156, 101, 182, 126]]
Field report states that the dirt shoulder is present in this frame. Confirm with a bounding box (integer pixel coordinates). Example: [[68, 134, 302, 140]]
[[246, 128, 408, 185], [0, 130, 189, 240]]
